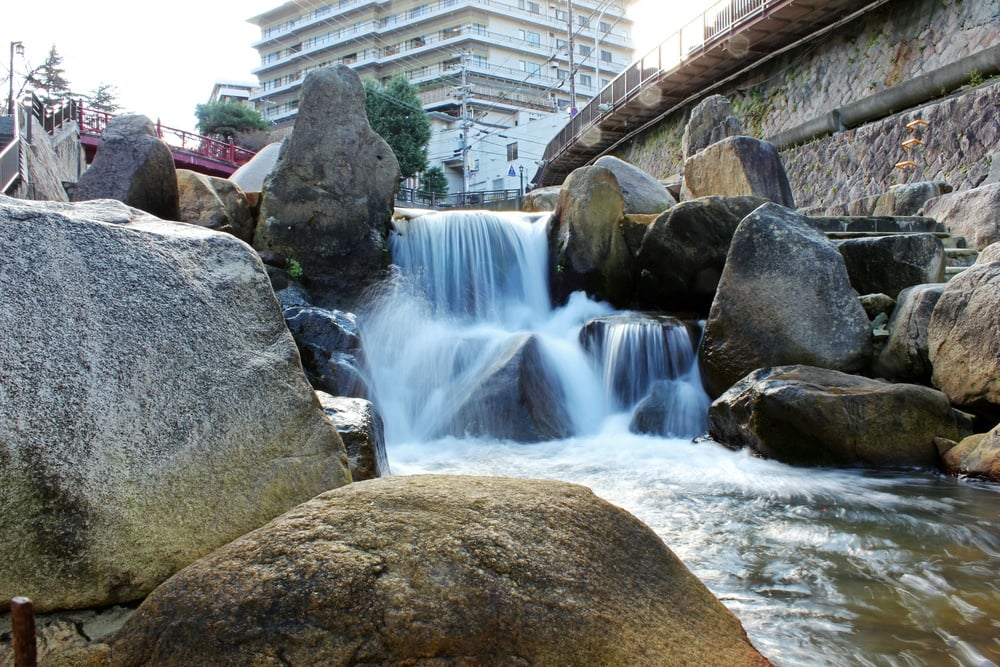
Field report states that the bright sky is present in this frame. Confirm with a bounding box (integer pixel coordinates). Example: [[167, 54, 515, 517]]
[[2, 0, 713, 134]]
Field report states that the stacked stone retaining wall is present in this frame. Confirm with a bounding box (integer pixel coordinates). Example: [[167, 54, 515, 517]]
[[614, 0, 1000, 209]]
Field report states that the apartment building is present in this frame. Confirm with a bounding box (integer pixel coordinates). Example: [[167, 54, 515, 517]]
[[247, 0, 637, 193]]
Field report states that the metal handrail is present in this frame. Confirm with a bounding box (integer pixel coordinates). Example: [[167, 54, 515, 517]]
[[542, 0, 778, 165], [1, 103, 22, 194], [395, 186, 522, 209], [78, 106, 256, 167]]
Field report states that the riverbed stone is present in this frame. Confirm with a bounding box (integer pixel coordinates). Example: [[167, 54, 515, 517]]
[[284, 305, 368, 398], [920, 182, 1000, 251], [928, 260, 1000, 415], [699, 203, 872, 397], [317, 393, 389, 481], [594, 155, 676, 214], [548, 164, 633, 307], [176, 168, 255, 243], [69, 114, 179, 220], [873, 284, 945, 383], [437, 334, 573, 442], [977, 241, 1000, 264], [229, 140, 282, 194], [681, 136, 795, 208], [522, 185, 561, 212], [634, 195, 767, 314], [255, 66, 400, 308], [630, 379, 710, 438], [76, 475, 773, 666], [941, 426, 1000, 481], [682, 94, 744, 159], [708, 365, 974, 468], [0, 196, 351, 612], [835, 233, 945, 298], [872, 181, 952, 216]]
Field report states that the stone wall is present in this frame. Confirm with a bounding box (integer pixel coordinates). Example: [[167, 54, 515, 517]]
[[614, 0, 1000, 209]]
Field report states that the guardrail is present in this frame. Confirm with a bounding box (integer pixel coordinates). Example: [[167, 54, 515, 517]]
[[542, 0, 779, 165], [395, 187, 522, 210], [78, 106, 256, 167], [1, 106, 22, 194]]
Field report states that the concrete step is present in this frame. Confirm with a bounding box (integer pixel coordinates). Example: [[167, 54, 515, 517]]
[[946, 247, 979, 267], [809, 215, 945, 234]]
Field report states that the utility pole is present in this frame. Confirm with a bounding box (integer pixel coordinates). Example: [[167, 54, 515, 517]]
[[456, 49, 473, 196], [566, 0, 576, 115]]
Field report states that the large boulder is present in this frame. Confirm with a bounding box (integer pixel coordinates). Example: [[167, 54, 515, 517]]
[[0, 196, 351, 612], [438, 334, 573, 442], [978, 241, 1000, 264], [283, 305, 368, 398], [317, 393, 389, 481], [920, 182, 1000, 251], [699, 203, 872, 397], [630, 379, 710, 438], [594, 155, 676, 214], [681, 94, 743, 159], [69, 114, 179, 220], [634, 195, 767, 314], [873, 284, 945, 383], [708, 365, 974, 467], [548, 165, 633, 307], [872, 181, 952, 216], [254, 66, 400, 308], [74, 475, 773, 666], [941, 425, 1000, 481], [835, 234, 945, 298], [928, 260, 1000, 416], [522, 185, 561, 212], [229, 140, 282, 194], [680, 136, 795, 208], [176, 168, 255, 243]]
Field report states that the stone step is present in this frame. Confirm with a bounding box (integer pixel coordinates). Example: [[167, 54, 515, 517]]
[[809, 215, 945, 234], [946, 247, 979, 267], [946, 265, 969, 278], [824, 230, 952, 240]]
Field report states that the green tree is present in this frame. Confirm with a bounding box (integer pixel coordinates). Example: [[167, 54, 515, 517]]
[[24, 45, 72, 104], [420, 166, 449, 195], [194, 100, 268, 142], [84, 83, 121, 113], [364, 76, 431, 179]]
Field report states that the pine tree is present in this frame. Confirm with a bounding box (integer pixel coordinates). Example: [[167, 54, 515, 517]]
[[420, 166, 449, 195], [24, 45, 72, 104], [364, 76, 431, 179], [85, 83, 121, 113], [194, 100, 268, 142]]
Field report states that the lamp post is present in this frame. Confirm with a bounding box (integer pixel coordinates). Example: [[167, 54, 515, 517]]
[[8, 41, 24, 116]]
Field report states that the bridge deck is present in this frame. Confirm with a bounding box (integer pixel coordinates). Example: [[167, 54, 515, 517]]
[[538, 0, 884, 186]]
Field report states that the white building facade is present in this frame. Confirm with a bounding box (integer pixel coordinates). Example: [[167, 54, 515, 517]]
[[247, 0, 637, 194]]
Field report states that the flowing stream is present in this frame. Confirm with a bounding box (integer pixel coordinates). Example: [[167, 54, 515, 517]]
[[359, 210, 1000, 667]]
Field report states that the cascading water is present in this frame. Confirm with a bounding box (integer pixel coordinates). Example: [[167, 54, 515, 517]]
[[359, 210, 1000, 667]]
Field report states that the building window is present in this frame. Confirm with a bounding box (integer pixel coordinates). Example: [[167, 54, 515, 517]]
[[472, 55, 488, 67], [507, 142, 518, 161], [528, 1, 540, 12], [601, 49, 613, 63], [579, 74, 592, 87], [600, 21, 612, 34], [444, 57, 461, 70], [441, 26, 461, 39], [471, 23, 486, 35], [343, 53, 357, 65], [577, 15, 590, 27], [579, 44, 591, 56], [556, 38, 567, 50], [555, 9, 567, 21], [407, 4, 428, 18], [518, 30, 541, 46]]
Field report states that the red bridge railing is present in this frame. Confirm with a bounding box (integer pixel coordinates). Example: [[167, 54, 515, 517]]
[[77, 105, 256, 168]]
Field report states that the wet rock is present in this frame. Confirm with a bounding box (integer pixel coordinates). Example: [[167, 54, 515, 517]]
[[548, 165, 633, 308], [439, 334, 573, 442], [255, 66, 399, 308], [630, 379, 710, 438], [284, 305, 368, 398], [0, 196, 351, 612], [942, 426, 1000, 481], [634, 195, 767, 314], [681, 136, 795, 208], [835, 233, 945, 298], [176, 169, 255, 243], [317, 393, 389, 481], [921, 182, 1000, 251], [594, 155, 676, 214], [699, 203, 872, 397], [69, 114, 179, 220], [77, 475, 774, 666], [708, 365, 974, 468], [682, 95, 744, 159], [928, 261, 1000, 416], [873, 284, 945, 383]]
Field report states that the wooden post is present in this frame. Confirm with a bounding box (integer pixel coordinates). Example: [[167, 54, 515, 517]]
[[10, 597, 37, 667]]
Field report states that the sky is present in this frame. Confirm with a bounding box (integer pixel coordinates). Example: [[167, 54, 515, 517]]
[[3, 0, 714, 134]]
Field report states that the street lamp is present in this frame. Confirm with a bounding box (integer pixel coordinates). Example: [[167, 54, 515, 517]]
[[8, 41, 24, 116]]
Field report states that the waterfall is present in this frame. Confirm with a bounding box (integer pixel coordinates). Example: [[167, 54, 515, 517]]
[[362, 210, 710, 442], [358, 209, 1000, 667]]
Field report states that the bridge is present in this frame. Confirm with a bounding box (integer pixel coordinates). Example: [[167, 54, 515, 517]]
[[537, 0, 889, 186]]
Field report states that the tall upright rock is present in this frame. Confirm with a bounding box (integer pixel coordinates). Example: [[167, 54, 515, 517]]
[[69, 114, 179, 220], [255, 66, 400, 308]]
